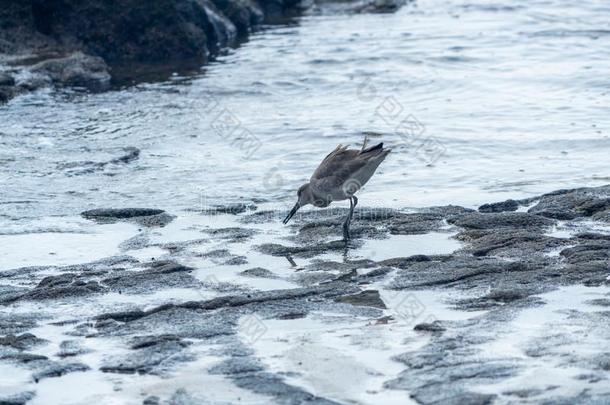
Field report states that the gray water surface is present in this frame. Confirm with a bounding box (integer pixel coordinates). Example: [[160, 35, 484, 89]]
[[1, 0, 609, 223]]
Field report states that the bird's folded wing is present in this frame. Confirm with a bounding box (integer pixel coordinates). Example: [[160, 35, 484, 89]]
[[310, 149, 367, 195]]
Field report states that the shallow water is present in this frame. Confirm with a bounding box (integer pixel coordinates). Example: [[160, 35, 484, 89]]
[[1, 0, 609, 403], [1, 0, 609, 224]]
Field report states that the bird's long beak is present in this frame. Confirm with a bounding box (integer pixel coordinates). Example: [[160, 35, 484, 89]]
[[282, 202, 300, 224]]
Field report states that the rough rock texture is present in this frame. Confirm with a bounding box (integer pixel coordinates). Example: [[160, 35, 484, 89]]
[[2, 185, 610, 403], [0, 0, 370, 103]]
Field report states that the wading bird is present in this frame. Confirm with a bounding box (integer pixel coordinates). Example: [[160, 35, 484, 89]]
[[282, 139, 390, 240]]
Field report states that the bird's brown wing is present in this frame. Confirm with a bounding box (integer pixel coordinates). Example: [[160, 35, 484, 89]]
[[310, 147, 367, 197]]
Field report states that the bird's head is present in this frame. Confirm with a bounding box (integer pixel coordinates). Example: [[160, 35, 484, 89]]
[[282, 183, 313, 224]]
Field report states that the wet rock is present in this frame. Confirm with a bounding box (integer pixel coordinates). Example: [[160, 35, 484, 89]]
[[0, 333, 46, 351], [205, 203, 257, 215], [232, 372, 341, 405], [560, 240, 610, 264], [30, 52, 110, 90], [527, 185, 610, 220], [142, 396, 160, 405], [95, 310, 146, 323], [95, 283, 360, 340], [208, 356, 264, 375], [289, 271, 339, 286], [5, 273, 105, 303], [239, 267, 278, 278], [0, 353, 48, 363], [32, 361, 90, 382], [199, 248, 248, 265], [102, 261, 197, 294], [256, 240, 359, 258], [129, 334, 183, 350], [585, 298, 610, 307], [335, 290, 386, 309], [118, 233, 150, 251], [0, 313, 40, 335], [57, 340, 91, 358], [461, 230, 568, 257], [388, 256, 540, 290], [414, 320, 446, 333], [379, 254, 437, 269], [81, 207, 174, 227], [81, 208, 165, 220], [204, 227, 258, 242], [0, 391, 35, 405], [97, 306, 236, 340], [0, 85, 15, 104], [224, 256, 248, 265], [478, 199, 519, 213], [387, 212, 447, 235], [448, 211, 555, 230], [211, 0, 264, 36], [453, 288, 539, 311], [101, 340, 190, 374], [0, 72, 15, 86]]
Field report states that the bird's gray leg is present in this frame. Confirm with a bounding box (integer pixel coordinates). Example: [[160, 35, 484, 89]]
[[343, 197, 355, 241]]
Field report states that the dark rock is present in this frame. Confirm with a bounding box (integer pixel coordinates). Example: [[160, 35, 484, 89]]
[[30, 52, 110, 90], [208, 357, 264, 375], [0, 72, 15, 86], [100, 340, 189, 374], [206, 203, 257, 215], [414, 320, 446, 333], [0, 313, 39, 335], [0, 353, 48, 363], [277, 312, 306, 320], [461, 230, 568, 257], [57, 340, 91, 358], [560, 240, 610, 264], [0, 333, 46, 351], [0, 391, 36, 405], [95, 310, 146, 323], [0, 85, 15, 104], [81, 208, 165, 220], [142, 396, 160, 405], [256, 240, 359, 258], [102, 262, 197, 293], [199, 248, 248, 265], [585, 298, 610, 307], [388, 212, 447, 235], [204, 227, 258, 242], [129, 334, 182, 350], [379, 255, 436, 269], [6, 273, 105, 303], [224, 256, 248, 265], [478, 199, 519, 213], [240, 267, 278, 278], [232, 372, 341, 405], [448, 211, 555, 230], [290, 271, 339, 286], [453, 288, 537, 311], [388, 256, 534, 290], [335, 290, 386, 309], [81, 208, 174, 227], [32, 361, 90, 382], [528, 185, 610, 220]]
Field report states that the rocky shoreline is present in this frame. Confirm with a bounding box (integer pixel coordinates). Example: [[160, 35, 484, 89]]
[[0, 0, 406, 104], [1, 185, 609, 404]]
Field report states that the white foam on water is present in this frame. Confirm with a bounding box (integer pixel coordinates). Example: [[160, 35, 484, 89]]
[[247, 286, 484, 405], [475, 285, 610, 400], [0, 219, 138, 271]]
